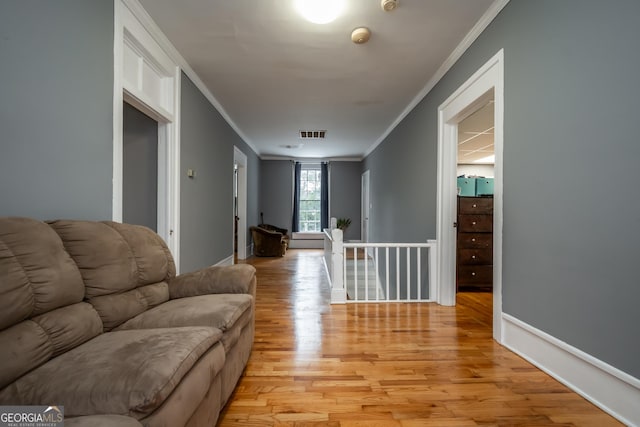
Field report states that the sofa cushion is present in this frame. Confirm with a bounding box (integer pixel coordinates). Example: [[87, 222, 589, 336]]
[[66, 415, 143, 427], [48, 220, 175, 330], [0, 218, 102, 390], [0, 327, 223, 418], [47, 220, 138, 297], [103, 221, 175, 285], [0, 217, 85, 329], [0, 303, 102, 390], [88, 282, 169, 331], [115, 294, 252, 333]]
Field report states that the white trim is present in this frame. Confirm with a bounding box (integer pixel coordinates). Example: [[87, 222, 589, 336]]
[[214, 255, 234, 267], [234, 146, 248, 261], [260, 155, 363, 162], [115, 0, 181, 272], [502, 314, 640, 426], [361, 170, 370, 244], [365, 0, 510, 158], [112, 1, 124, 223], [121, 0, 259, 157], [436, 49, 504, 342]]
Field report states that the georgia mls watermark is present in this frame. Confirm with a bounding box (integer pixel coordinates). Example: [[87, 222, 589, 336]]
[[0, 406, 63, 427]]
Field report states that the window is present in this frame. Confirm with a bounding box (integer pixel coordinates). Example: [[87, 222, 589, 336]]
[[293, 162, 328, 233], [299, 164, 322, 231]]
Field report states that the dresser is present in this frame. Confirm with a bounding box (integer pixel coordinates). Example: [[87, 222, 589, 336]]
[[457, 196, 493, 290]]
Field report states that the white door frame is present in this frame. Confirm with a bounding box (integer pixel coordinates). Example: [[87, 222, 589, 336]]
[[234, 147, 248, 261], [113, 0, 181, 271], [435, 49, 504, 342], [361, 170, 370, 243]]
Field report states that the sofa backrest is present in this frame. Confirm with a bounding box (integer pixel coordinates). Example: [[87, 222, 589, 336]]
[[48, 220, 176, 331], [0, 217, 103, 390]]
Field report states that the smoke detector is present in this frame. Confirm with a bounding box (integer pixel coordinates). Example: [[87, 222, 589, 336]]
[[381, 0, 398, 12], [351, 27, 371, 44]]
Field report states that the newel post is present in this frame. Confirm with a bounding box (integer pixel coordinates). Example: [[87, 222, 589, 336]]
[[330, 228, 346, 303]]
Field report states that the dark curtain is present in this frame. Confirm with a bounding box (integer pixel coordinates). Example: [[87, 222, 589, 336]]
[[292, 162, 301, 232], [321, 162, 329, 230]]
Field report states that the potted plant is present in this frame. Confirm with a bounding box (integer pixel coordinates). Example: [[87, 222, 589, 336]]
[[336, 218, 351, 232]]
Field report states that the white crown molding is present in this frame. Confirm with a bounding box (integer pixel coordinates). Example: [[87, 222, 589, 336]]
[[260, 155, 363, 162], [121, 0, 260, 157], [502, 313, 640, 426], [364, 0, 511, 158]]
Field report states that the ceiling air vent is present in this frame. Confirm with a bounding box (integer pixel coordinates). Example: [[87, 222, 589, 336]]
[[299, 130, 326, 140]]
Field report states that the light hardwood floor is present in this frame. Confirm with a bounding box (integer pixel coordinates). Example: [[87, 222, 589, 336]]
[[219, 250, 621, 426]]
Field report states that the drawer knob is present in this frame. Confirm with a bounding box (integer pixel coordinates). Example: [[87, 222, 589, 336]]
[[472, 204, 477, 208], [471, 238, 476, 242], [472, 221, 477, 225], [471, 272, 476, 276], [472, 255, 476, 259]]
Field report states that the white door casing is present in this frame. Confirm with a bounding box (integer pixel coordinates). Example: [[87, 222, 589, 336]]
[[436, 49, 504, 342], [234, 147, 248, 261], [361, 170, 370, 243], [113, 0, 181, 272]]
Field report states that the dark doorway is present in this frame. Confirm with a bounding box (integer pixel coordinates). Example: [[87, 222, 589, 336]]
[[123, 102, 158, 231]]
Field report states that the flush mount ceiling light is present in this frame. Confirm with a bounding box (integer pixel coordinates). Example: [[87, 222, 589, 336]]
[[351, 27, 371, 44], [294, 0, 345, 24], [381, 0, 398, 12]]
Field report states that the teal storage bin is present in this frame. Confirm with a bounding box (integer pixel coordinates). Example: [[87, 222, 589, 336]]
[[476, 178, 494, 196], [457, 177, 476, 196]]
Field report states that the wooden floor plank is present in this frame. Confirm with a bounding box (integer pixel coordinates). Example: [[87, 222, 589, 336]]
[[218, 250, 622, 426]]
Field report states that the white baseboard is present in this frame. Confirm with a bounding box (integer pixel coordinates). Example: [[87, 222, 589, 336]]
[[214, 255, 234, 266], [502, 313, 640, 426]]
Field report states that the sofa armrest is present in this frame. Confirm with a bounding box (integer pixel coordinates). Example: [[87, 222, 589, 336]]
[[168, 264, 256, 299]]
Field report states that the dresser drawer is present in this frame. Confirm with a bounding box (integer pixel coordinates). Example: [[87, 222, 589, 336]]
[[457, 265, 493, 284], [457, 232, 492, 249], [457, 248, 492, 265], [458, 215, 493, 232], [458, 197, 493, 214]]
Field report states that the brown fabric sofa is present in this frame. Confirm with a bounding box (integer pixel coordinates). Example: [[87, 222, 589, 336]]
[[0, 217, 256, 426], [250, 225, 288, 257]]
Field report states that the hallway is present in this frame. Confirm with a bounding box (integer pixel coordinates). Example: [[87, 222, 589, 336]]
[[219, 250, 620, 426]]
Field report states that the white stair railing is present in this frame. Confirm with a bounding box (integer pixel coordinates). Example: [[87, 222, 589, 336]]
[[323, 228, 436, 304]]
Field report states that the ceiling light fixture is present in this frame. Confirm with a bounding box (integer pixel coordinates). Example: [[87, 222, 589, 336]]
[[294, 0, 345, 24], [351, 27, 371, 44], [381, 0, 398, 12]]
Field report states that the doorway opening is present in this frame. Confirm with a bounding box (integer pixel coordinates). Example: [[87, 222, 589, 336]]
[[455, 99, 495, 294], [122, 102, 158, 231], [436, 49, 504, 342], [113, 0, 181, 271]]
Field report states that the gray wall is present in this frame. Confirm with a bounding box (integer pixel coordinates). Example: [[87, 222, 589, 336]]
[[123, 102, 158, 231], [364, 0, 640, 378], [180, 73, 260, 272], [329, 162, 361, 241], [259, 160, 293, 231], [0, 0, 113, 220], [259, 160, 362, 238]]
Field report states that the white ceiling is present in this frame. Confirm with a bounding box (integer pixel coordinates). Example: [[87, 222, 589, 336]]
[[458, 100, 494, 164], [138, 0, 499, 159]]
